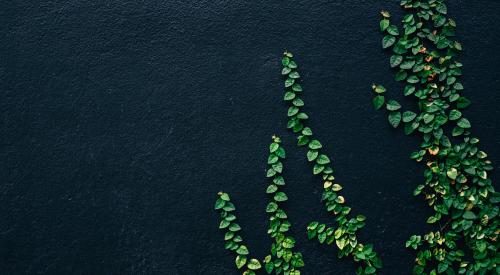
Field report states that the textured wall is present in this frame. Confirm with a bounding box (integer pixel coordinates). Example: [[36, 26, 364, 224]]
[[1, 0, 499, 274]]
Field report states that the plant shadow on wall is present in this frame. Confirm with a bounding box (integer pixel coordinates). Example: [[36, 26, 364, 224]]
[[213, 0, 498, 274]]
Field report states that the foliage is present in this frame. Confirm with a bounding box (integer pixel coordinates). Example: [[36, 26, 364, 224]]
[[372, 0, 499, 274], [214, 192, 262, 274], [282, 51, 382, 274], [214, 137, 304, 274], [264, 136, 304, 274]]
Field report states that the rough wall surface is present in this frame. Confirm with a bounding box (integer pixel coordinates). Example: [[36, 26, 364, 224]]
[[1, 1, 499, 274]]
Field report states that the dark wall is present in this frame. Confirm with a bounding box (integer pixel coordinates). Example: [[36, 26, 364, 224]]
[[1, 1, 499, 274]]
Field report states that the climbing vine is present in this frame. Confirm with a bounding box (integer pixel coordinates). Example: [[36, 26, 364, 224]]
[[372, 0, 499, 274], [282, 52, 382, 275], [214, 137, 304, 274], [214, 192, 263, 274], [263, 135, 304, 274]]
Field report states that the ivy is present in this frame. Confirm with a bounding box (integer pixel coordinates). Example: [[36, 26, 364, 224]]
[[214, 192, 262, 274], [372, 0, 499, 274], [282, 51, 382, 275], [264, 136, 305, 274], [214, 137, 304, 274]]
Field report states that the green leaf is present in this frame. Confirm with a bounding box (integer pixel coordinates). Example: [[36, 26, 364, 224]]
[[275, 147, 286, 158], [272, 162, 283, 173], [223, 202, 235, 211], [235, 255, 247, 269], [282, 67, 291, 75], [292, 83, 302, 92], [373, 85, 386, 94], [302, 127, 313, 136], [265, 262, 273, 273], [266, 202, 278, 213], [386, 100, 401, 111], [267, 154, 278, 164], [382, 35, 396, 49], [236, 245, 249, 255], [215, 198, 226, 210], [404, 85, 415, 96], [438, 262, 448, 273], [308, 140, 322, 149], [388, 112, 402, 128], [293, 98, 304, 107], [307, 150, 318, 161], [274, 192, 288, 202], [288, 106, 299, 116], [463, 211, 476, 220], [266, 184, 278, 194], [365, 266, 377, 274], [284, 92, 295, 101], [282, 57, 290, 67], [449, 109, 461, 120], [313, 164, 325, 175], [402, 111, 417, 123], [390, 55, 403, 67], [247, 259, 261, 270], [225, 231, 234, 240], [426, 216, 438, 224], [452, 126, 464, 136], [270, 142, 279, 153], [380, 19, 389, 31], [229, 223, 241, 232], [373, 95, 385, 110], [447, 168, 458, 180], [316, 154, 330, 164], [285, 78, 294, 87], [387, 25, 399, 35], [289, 71, 300, 79], [456, 97, 471, 109], [219, 219, 230, 229], [220, 193, 230, 201], [457, 118, 471, 128], [436, 3, 447, 14], [400, 60, 415, 70]]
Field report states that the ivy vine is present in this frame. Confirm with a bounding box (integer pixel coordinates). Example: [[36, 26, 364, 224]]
[[264, 135, 304, 274], [214, 136, 304, 274], [215, 192, 263, 274], [372, 0, 499, 274], [282, 52, 382, 275]]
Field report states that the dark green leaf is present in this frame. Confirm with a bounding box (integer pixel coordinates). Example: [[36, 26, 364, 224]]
[[402, 111, 417, 122], [386, 100, 401, 111], [388, 112, 402, 128], [215, 198, 226, 210], [274, 192, 288, 202], [373, 95, 385, 110], [316, 154, 330, 164], [390, 55, 403, 67], [247, 259, 261, 270], [457, 118, 471, 128], [449, 109, 461, 120], [380, 19, 390, 31], [235, 255, 247, 269], [308, 140, 322, 149], [307, 150, 318, 161], [236, 245, 249, 255], [382, 35, 396, 49]]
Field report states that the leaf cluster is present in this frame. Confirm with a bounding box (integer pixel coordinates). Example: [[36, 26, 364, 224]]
[[283, 52, 382, 274], [373, 1, 499, 273], [214, 192, 262, 274], [264, 136, 305, 274]]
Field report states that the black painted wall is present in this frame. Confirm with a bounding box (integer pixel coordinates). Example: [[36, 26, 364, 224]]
[[1, 1, 499, 274]]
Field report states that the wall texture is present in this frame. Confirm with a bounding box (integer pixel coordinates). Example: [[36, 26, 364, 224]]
[[1, 1, 499, 274]]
